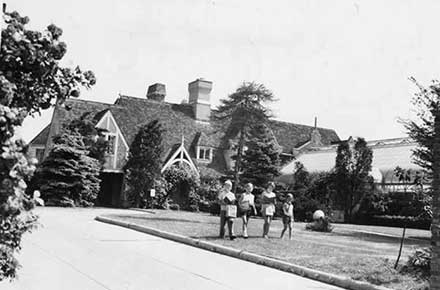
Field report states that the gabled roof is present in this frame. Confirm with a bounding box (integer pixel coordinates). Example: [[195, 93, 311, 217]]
[[29, 95, 340, 177], [268, 120, 339, 153], [29, 124, 50, 145]]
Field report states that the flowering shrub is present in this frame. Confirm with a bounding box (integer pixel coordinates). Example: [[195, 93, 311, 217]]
[[0, 9, 95, 280]]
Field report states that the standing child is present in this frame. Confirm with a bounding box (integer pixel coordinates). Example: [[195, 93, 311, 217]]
[[218, 180, 237, 240], [260, 182, 276, 239], [280, 193, 294, 240], [238, 183, 257, 239]]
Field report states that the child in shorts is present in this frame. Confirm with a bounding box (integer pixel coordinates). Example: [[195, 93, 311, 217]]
[[280, 193, 294, 240]]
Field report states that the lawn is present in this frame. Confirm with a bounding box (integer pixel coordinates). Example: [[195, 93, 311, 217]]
[[103, 210, 429, 290]]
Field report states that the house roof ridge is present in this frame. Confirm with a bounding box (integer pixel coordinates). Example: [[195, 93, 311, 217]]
[[65, 98, 113, 106], [270, 118, 336, 131]]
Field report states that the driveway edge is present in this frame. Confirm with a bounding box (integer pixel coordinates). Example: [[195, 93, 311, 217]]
[[95, 215, 392, 290]]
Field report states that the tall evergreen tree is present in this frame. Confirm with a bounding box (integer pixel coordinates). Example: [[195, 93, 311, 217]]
[[215, 82, 275, 192], [63, 112, 108, 164], [124, 120, 164, 208], [403, 78, 440, 289], [241, 123, 281, 187], [32, 131, 101, 207], [333, 137, 373, 222]]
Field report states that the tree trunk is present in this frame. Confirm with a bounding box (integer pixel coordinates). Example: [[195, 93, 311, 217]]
[[233, 129, 245, 194], [431, 110, 440, 289]]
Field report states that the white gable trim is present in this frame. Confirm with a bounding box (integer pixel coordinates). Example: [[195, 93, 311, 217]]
[[95, 110, 129, 150], [161, 143, 199, 177]]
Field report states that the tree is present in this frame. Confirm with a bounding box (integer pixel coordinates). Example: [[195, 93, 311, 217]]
[[32, 132, 101, 206], [63, 112, 108, 164], [0, 9, 95, 280], [333, 137, 373, 222], [241, 123, 281, 187], [31, 114, 106, 207], [124, 120, 164, 208], [215, 82, 275, 192], [403, 78, 440, 289]]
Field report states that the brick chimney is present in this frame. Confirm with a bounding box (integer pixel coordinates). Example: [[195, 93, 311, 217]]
[[310, 117, 323, 147], [188, 78, 212, 121], [147, 83, 166, 101]]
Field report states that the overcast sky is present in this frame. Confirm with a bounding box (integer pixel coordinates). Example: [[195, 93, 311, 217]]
[[11, 0, 440, 142]]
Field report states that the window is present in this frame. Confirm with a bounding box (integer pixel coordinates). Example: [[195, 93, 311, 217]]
[[105, 134, 116, 155], [35, 148, 45, 163], [198, 147, 212, 161]]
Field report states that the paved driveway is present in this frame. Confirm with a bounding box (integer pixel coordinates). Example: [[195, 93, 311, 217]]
[[0, 207, 342, 290]]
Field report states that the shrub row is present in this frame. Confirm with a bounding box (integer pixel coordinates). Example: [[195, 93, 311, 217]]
[[354, 214, 431, 230]]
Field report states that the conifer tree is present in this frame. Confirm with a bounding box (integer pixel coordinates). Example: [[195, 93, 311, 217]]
[[32, 131, 101, 207], [241, 123, 281, 187], [124, 120, 164, 208], [333, 137, 373, 221], [215, 82, 275, 192]]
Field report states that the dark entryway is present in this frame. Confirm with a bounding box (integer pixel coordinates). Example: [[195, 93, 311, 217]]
[[97, 172, 124, 207]]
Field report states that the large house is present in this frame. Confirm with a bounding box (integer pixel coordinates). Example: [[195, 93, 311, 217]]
[[28, 78, 340, 207]]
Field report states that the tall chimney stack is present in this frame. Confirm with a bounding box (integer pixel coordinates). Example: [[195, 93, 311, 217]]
[[188, 78, 212, 121], [147, 83, 166, 102]]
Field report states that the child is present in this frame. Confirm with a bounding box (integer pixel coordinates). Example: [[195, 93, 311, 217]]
[[238, 183, 257, 239], [280, 193, 294, 240], [218, 180, 237, 240], [260, 182, 276, 239]]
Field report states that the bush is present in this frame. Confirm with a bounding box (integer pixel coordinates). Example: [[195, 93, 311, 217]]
[[305, 217, 334, 232], [355, 188, 432, 229], [354, 215, 431, 230], [400, 247, 431, 279]]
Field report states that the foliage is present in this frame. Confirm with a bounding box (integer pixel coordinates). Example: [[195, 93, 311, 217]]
[[197, 175, 221, 213], [241, 123, 281, 187], [163, 163, 200, 211], [215, 82, 275, 192], [288, 162, 333, 221], [124, 120, 163, 208], [0, 9, 95, 280], [401, 78, 440, 171], [305, 217, 334, 232], [333, 137, 373, 221], [32, 131, 101, 207], [400, 247, 431, 279], [140, 177, 170, 209], [62, 112, 108, 164]]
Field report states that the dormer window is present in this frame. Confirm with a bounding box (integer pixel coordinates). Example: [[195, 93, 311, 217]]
[[197, 146, 212, 162]]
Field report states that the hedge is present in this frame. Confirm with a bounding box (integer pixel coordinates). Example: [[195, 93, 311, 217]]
[[354, 215, 431, 230]]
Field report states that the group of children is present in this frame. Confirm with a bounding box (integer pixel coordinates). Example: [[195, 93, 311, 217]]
[[218, 180, 294, 240]]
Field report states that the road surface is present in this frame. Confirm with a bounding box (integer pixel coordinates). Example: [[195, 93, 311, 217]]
[[1, 207, 343, 290]]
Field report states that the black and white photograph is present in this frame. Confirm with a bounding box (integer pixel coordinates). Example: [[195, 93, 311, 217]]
[[1, 1, 439, 289]]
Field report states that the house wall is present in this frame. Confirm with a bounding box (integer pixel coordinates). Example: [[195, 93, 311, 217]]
[[96, 112, 128, 171]]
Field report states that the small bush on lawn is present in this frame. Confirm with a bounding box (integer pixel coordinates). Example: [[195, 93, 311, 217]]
[[400, 247, 431, 280], [305, 217, 334, 232]]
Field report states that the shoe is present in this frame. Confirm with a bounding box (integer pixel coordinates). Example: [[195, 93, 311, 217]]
[[263, 235, 269, 239], [230, 236, 237, 240], [243, 235, 248, 239]]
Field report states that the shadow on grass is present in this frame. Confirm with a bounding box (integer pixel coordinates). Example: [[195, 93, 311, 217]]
[[108, 214, 217, 225], [332, 231, 429, 246]]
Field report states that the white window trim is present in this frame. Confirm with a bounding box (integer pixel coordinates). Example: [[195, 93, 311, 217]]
[[197, 146, 213, 162]]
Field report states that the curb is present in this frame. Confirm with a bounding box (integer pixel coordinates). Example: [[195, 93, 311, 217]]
[[95, 215, 392, 290], [128, 208, 157, 214]]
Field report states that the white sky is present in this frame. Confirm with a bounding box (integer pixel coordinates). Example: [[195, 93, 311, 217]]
[[10, 0, 440, 142]]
